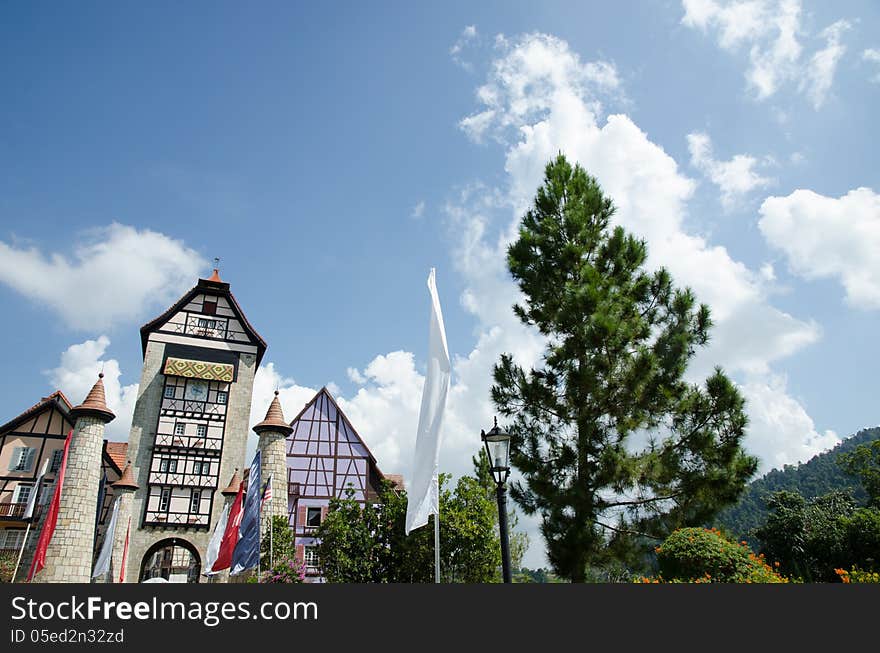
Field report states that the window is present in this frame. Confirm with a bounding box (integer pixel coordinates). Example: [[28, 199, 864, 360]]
[[190, 489, 201, 513], [159, 488, 171, 512], [196, 424, 207, 438], [40, 483, 54, 504], [164, 386, 176, 399], [9, 447, 35, 472], [197, 318, 216, 329], [13, 484, 33, 505], [203, 300, 217, 315], [174, 423, 186, 436], [306, 507, 322, 528], [217, 391, 228, 405], [0, 529, 25, 550], [159, 459, 177, 473], [303, 546, 319, 568], [49, 449, 64, 473], [192, 460, 206, 475]]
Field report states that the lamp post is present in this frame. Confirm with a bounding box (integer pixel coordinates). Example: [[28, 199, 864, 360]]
[[482, 417, 512, 583]]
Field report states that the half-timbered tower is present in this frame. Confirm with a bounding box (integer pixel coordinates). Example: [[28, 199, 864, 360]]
[[287, 387, 398, 582], [124, 268, 266, 583]]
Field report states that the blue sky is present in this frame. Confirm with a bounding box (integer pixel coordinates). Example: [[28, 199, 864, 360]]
[[1, 1, 878, 568]]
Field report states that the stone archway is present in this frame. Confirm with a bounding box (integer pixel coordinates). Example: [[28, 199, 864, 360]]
[[139, 538, 201, 583]]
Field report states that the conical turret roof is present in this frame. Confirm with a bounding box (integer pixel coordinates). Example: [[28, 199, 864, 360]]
[[221, 468, 242, 496], [112, 461, 139, 491], [253, 391, 293, 436], [70, 373, 115, 423]]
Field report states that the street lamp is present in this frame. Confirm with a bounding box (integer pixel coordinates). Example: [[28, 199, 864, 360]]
[[482, 417, 512, 583]]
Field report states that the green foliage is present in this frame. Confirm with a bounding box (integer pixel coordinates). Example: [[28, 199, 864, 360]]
[[491, 154, 756, 582], [836, 566, 880, 583], [514, 567, 566, 583], [315, 463, 513, 583], [753, 489, 880, 582], [0, 551, 16, 583], [649, 527, 789, 583], [838, 438, 880, 508], [257, 516, 304, 583], [716, 427, 880, 543]]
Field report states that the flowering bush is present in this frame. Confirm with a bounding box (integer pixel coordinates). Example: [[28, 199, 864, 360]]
[[259, 556, 306, 584], [835, 567, 880, 583], [639, 527, 790, 583]]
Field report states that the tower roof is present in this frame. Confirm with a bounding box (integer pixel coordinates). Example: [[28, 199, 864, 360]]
[[112, 460, 139, 490], [253, 391, 294, 436], [70, 373, 115, 423], [221, 468, 242, 496], [139, 272, 268, 366]]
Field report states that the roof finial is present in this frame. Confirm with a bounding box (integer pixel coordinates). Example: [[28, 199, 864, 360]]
[[208, 257, 222, 283]]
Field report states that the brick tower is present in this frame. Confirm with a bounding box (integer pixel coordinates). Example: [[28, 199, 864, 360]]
[[39, 373, 115, 582], [253, 391, 293, 523], [123, 267, 266, 582]]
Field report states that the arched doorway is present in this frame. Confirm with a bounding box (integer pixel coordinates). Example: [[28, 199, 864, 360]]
[[140, 538, 201, 583]]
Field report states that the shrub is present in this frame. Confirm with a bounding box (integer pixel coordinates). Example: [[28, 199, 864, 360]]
[[835, 567, 880, 583], [644, 527, 789, 583]]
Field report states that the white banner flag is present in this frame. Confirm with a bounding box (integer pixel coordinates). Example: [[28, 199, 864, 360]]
[[204, 501, 230, 576], [91, 496, 120, 579], [23, 459, 49, 521], [405, 268, 451, 535]]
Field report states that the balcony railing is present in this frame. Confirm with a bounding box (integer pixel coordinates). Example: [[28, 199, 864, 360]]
[[0, 502, 42, 520]]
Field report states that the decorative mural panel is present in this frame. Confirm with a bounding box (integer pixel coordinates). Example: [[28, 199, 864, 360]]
[[163, 357, 234, 382]]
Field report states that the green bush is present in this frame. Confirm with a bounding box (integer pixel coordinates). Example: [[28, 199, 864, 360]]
[[647, 527, 788, 583]]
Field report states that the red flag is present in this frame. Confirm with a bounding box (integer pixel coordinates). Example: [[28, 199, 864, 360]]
[[211, 483, 244, 572], [27, 429, 73, 582], [119, 517, 130, 583]]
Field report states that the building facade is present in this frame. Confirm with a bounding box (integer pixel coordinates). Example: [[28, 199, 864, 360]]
[[286, 387, 401, 582], [123, 269, 266, 582]]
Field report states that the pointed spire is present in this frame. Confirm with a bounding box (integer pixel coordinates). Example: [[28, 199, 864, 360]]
[[70, 372, 115, 423], [253, 390, 293, 436], [221, 468, 241, 496], [207, 257, 222, 282], [112, 461, 139, 491]]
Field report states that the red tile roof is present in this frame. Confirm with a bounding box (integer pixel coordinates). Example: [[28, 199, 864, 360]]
[[104, 442, 128, 472], [0, 390, 73, 435]]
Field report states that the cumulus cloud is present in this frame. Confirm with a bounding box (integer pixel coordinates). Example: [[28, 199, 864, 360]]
[[800, 20, 850, 109], [45, 336, 139, 441], [759, 187, 880, 308], [687, 131, 774, 208], [411, 200, 426, 219], [0, 223, 206, 331], [740, 374, 839, 472], [450, 25, 479, 71], [681, 0, 850, 107]]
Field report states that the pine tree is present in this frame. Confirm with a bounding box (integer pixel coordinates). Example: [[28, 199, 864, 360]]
[[491, 154, 758, 582]]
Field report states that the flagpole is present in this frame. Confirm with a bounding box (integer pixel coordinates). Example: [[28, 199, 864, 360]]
[[11, 521, 32, 583], [434, 507, 440, 584], [270, 517, 274, 570]]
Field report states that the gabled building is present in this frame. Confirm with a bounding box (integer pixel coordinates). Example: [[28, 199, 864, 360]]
[[286, 387, 402, 582], [0, 391, 125, 578]]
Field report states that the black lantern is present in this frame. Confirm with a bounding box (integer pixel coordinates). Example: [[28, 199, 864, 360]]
[[481, 417, 513, 583]]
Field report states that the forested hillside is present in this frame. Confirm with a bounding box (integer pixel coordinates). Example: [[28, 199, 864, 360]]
[[715, 427, 880, 541]]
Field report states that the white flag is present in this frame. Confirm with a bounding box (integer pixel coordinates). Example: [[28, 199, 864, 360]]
[[204, 501, 230, 576], [405, 268, 451, 535], [91, 496, 120, 579], [23, 459, 49, 521]]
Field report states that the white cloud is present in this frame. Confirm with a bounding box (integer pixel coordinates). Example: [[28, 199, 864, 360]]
[[681, 0, 850, 107], [451, 31, 830, 564], [450, 25, 479, 71], [864, 48, 880, 82], [0, 223, 206, 331], [740, 374, 839, 472], [800, 20, 850, 109], [687, 131, 773, 208], [411, 200, 426, 219], [759, 187, 880, 308], [45, 336, 139, 441]]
